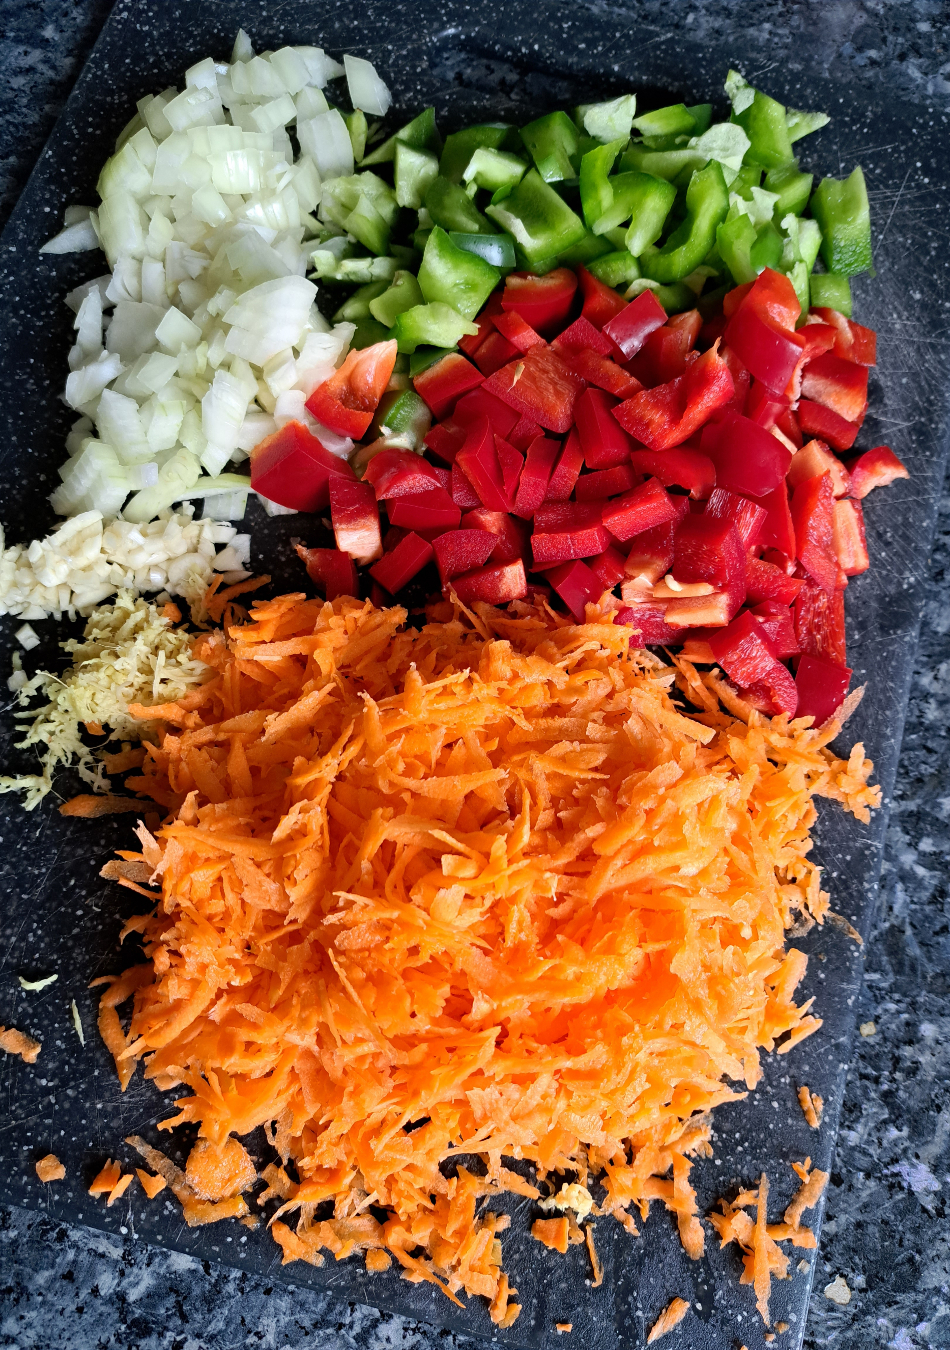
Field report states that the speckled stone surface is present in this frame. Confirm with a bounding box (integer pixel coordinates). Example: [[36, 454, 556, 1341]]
[[1, 3, 949, 1348]]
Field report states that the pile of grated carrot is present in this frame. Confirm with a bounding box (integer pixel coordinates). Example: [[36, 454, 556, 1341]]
[[94, 591, 879, 1327]]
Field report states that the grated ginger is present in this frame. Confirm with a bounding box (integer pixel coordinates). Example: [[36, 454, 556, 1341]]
[[0, 590, 211, 808]]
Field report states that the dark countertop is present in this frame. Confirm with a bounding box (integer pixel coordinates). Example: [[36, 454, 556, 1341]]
[[1, 3, 949, 1348]]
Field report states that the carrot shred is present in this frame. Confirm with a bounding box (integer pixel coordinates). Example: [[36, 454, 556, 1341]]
[[107, 1172, 135, 1206], [136, 1168, 167, 1199], [35, 1154, 65, 1182], [647, 1296, 690, 1343], [585, 1225, 603, 1287], [797, 1085, 823, 1129], [89, 1160, 122, 1196], [94, 594, 879, 1319], [59, 793, 145, 817], [532, 1217, 570, 1253], [0, 1026, 40, 1063]]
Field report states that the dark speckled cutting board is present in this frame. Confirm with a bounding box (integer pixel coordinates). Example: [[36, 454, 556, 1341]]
[[1, 4, 948, 1348]]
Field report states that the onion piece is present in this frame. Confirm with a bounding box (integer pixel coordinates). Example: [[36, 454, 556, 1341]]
[[343, 54, 392, 116]]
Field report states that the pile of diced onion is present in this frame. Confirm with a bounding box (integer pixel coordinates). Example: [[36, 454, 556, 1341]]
[[4, 30, 395, 623]]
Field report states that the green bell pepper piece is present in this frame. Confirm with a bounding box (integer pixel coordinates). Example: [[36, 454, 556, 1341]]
[[640, 161, 729, 283], [310, 253, 399, 285], [809, 272, 852, 317], [485, 168, 587, 269], [601, 171, 676, 247], [810, 166, 873, 276], [686, 104, 713, 136], [418, 226, 501, 322], [345, 194, 391, 256], [425, 176, 492, 235], [369, 270, 425, 327], [440, 124, 516, 184], [392, 302, 479, 354], [732, 89, 794, 169], [577, 95, 638, 144], [409, 346, 456, 377], [394, 141, 440, 210], [786, 106, 830, 144], [579, 139, 626, 228], [462, 146, 527, 193], [632, 103, 696, 139], [369, 387, 432, 449], [586, 250, 641, 287], [350, 316, 391, 349], [716, 212, 758, 285], [520, 110, 581, 183], [333, 278, 391, 322], [623, 279, 696, 313], [361, 106, 441, 166], [345, 109, 367, 162], [749, 221, 784, 273], [556, 230, 614, 266], [731, 165, 763, 197], [412, 226, 433, 253], [321, 173, 400, 228], [621, 144, 707, 183], [764, 161, 813, 217], [448, 231, 517, 269]]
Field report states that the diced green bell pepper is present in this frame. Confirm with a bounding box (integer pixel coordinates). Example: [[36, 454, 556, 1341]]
[[345, 194, 391, 256], [345, 109, 368, 162], [368, 270, 425, 327], [417, 226, 501, 322], [556, 230, 614, 266], [392, 302, 479, 354], [621, 143, 707, 182], [732, 88, 794, 169], [412, 226, 432, 253], [731, 165, 763, 197], [786, 106, 830, 144], [520, 110, 581, 183], [361, 106, 441, 166], [579, 139, 626, 227], [309, 253, 399, 285], [810, 166, 873, 276], [369, 387, 432, 449], [394, 141, 440, 209], [320, 173, 399, 256], [809, 272, 852, 317], [764, 160, 813, 217], [587, 250, 641, 287], [632, 103, 696, 139], [716, 212, 758, 285], [577, 94, 638, 144], [409, 346, 456, 377], [440, 124, 517, 184], [350, 316, 391, 349], [425, 176, 492, 234], [333, 278, 391, 322], [686, 103, 713, 135], [749, 220, 784, 273], [463, 147, 527, 193], [448, 231, 517, 269], [606, 172, 676, 249], [640, 161, 729, 283], [485, 168, 588, 269]]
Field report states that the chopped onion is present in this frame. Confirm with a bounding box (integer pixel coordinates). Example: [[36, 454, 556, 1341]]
[[231, 29, 254, 63], [223, 275, 316, 365], [15, 624, 40, 651], [258, 494, 298, 517], [343, 54, 392, 117], [296, 110, 354, 181], [65, 352, 125, 409], [40, 217, 100, 254]]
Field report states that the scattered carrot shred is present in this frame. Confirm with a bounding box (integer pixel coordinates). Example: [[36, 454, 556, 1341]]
[[35, 1154, 65, 1182], [0, 1026, 40, 1063], [647, 1296, 690, 1343], [797, 1085, 823, 1129], [366, 1248, 392, 1272], [555, 1323, 573, 1334], [532, 1217, 570, 1254], [107, 1172, 135, 1206], [89, 1160, 122, 1196], [585, 1225, 603, 1287], [93, 594, 879, 1322], [59, 793, 144, 818], [136, 1168, 167, 1199]]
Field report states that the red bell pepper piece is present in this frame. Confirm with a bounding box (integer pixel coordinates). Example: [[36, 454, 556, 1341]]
[[845, 445, 909, 499], [507, 415, 543, 451], [495, 435, 525, 504], [723, 301, 806, 395], [251, 421, 356, 514], [757, 482, 796, 558], [786, 438, 851, 498], [387, 486, 461, 532], [717, 344, 751, 416], [673, 516, 746, 609], [329, 477, 382, 565], [513, 434, 560, 518], [708, 611, 782, 686], [430, 465, 451, 492], [799, 322, 837, 362], [796, 399, 859, 451], [628, 448, 716, 500], [664, 591, 736, 629], [745, 378, 790, 431], [775, 405, 803, 449], [545, 430, 583, 501], [424, 419, 466, 464], [492, 310, 546, 353], [800, 353, 869, 423], [613, 342, 735, 451], [369, 581, 390, 608], [459, 291, 505, 356], [532, 501, 612, 566], [363, 449, 442, 500], [455, 417, 510, 512], [602, 478, 678, 542], [704, 487, 768, 549], [794, 653, 852, 725], [574, 387, 634, 470], [575, 462, 640, 501], [747, 267, 802, 328], [701, 412, 793, 498], [811, 308, 877, 366], [501, 268, 578, 336], [305, 339, 398, 439], [627, 309, 702, 387], [461, 508, 530, 565], [791, 473, 838, 592], [616, 602, 683, 646], [431, 529, 497, 583], [545, 558, 603, 621], [739, 666, 799, 717], [623, 520, 677, 584], [483, 343, 586, 435], [552, 315, 615, 357], [453, 385, 520, 438], [588, 544, 628, 590], [602, 289, 667, 360], [749, 602, 800, 659], [557, 346, 642, 400], [451, 460, 483, 510], [472, 329, 521, 376], [295, 545, 359, 601], [576, 265, 628, 328], [832, 498, 870, 576], [745, 555, 804, 606], [451, 559, 528, 606], [793, 578, 847, 666], [413, 351, 484, 420]]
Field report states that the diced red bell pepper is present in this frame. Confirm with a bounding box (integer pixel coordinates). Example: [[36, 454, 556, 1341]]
[[793, 578, 847, 666], [673, 516, 745, 610], [574, 387, 634, 470], [800, 353, 869, 424], [363, 449, 442, 500], [623, 520, 677, 584], [295, 545, 359, 601], [501, 268, 578, 336], [665, 590, 735, 629], [507, 415, 543, 451], [495, 435, 524, 504], [492, 310, 546, 354], [413, 351, 485, 420], [459, 291, 505, 357], [472, 329, 521, 376], [451, 559, 528, 606], [483, 343, 586, 435], [603, 290, 667, 360], [602, 478, 677, 542], [614, 342, 735, 451], [832, 498, 869, 576], [552, 315, 615, 357], [749, 602, 800, 660], [588, 543, 628, 590], [453, 385, 520, 437], [796, 399, 859, 451], [794, 653, 852, 725], [575, 462, 640, 501], [251, 420, 355, 513], [791, 472, 838, 593], [628, 448, 716, 500], [532, 501, 612, 566], [513, 434, 560, 518], [627, 309, 702, 387], [745, 555, 804, 606], [545, 558, 603, 621], [460, 508, 530, 565], [811, 308, 877, 366], [387, 486, 461, 532], [738, 666, 800, 717], [699, 309, 728, 350], [451, 460, 483, 510], [545, 430, 583, 501], [616, 601, 683, 645], [576, 265, 628, 329], [424, 420, 466, 464], [701, 413, 793, 499], [746, 378, 789, 431], [305, 339, 398, 439], [455, 417, 510, 512], [329, 477, 382, 565], [561, 347, 644, 400], [430, 465, 451, 492], [775, 405, 803, 449], [369, 581, 390, 607], [718, 344, 750, 416], [745, 267, 802, 329], [431, 529, 497, 583], [723, 302, 806, 396], [757, 482, 796, 558], [786, 438, 851, 498], [799, 322, 837, 362], [704, 487, 768, 549], [845, 445, 909, 499], [708, 611, 782, 686]]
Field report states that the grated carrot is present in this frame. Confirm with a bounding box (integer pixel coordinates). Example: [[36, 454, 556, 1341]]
[[136, 1168, 167, 1199], [532, 1217, 570, 1253], [797, 1085, 823, 1129], [107, 1172, 135, 1206], [647, 1296, 690, 1342], [35, 1154, 65, 1182], [89, 1160, 122, 1196], [0, 1026, 40, 1063], [95, 594, 878, 1321], [585, 1225, 603, 1287]]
